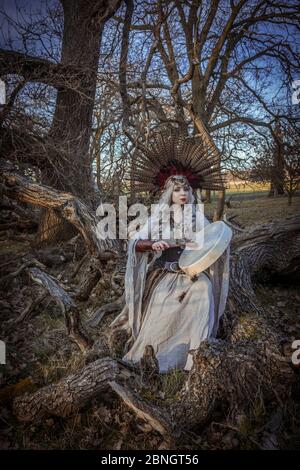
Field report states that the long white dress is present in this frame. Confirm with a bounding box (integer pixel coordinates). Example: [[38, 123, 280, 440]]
[[110, 240, 230, 373], [122, 269, 215, 373], [110, 214, 230, 375]]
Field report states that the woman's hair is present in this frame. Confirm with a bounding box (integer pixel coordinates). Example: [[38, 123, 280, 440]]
[[158, 175, 195, 206], [128, 175, 201, 240]]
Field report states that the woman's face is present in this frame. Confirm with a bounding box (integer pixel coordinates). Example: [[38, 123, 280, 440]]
[[171, 183, 189, 205]]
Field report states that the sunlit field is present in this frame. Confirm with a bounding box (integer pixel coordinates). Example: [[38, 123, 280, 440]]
[[206, 192, 300, 228], [225, 182, 269, 194]]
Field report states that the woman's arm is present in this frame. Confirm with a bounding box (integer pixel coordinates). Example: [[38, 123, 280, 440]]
[[135, 240, 155, 252], [135, 240, 170, 252]]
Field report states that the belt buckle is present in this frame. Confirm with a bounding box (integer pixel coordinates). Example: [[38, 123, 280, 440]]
[[169, 261, 180, 272]]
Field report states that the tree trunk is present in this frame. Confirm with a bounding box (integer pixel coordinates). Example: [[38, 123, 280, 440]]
[[37, 0, 121, 244], [268, 181, 274, 197], [214, 190, 225, 222], [274, 141, 285, 196], [36, 207, 77, 245], [205, 189, 211, 203]]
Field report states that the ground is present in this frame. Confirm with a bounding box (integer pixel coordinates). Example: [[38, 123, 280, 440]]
[[0, 192, 299, 450]]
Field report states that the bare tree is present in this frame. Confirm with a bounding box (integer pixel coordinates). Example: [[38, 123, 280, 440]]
[[109, 0, 300, 214], [282, 126, 300, 205], [250, 122, 300, 204], [0, 0, 122, 242]]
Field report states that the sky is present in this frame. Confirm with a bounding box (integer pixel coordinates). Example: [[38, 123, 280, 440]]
[[0, 0, 59, 53]]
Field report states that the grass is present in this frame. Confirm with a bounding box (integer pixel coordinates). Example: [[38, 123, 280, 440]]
[[138, 367, 187, 404], [225, 182, 269, 194], [34, 349, 85, 385], [0, 238, 31, 256], [205, 193, 300, 228], [159, 367, 187, 401]]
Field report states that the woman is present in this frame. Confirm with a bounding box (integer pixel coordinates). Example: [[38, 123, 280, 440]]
[[110, 174, 230, 373]]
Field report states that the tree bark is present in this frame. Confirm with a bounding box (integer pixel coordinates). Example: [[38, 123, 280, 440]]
[[13, 358, 124, 422], [0, 164, 118, 255], [30, 0, 121, 243]]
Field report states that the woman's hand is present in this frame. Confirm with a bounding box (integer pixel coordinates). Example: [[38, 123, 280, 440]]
[[185, 241, 199, 249], [152, 241, 170, 252]]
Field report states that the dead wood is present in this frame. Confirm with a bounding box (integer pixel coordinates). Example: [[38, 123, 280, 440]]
[[0, 163, 118, 255], [13, 357, 128, 422], [27, 266, 92, 351]]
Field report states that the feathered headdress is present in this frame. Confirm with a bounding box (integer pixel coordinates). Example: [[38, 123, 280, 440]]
[[128, 127, 224, 195]]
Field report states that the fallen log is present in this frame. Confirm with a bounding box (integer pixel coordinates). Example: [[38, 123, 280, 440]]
[[87, 294, 125, 327], [27, 266, 92, 351], [13, 292, 48, 324], [1, 164, 122, 304], [108, 380, 176, 439], [13, 357, 127, 422], [0, 162, 118, 255]]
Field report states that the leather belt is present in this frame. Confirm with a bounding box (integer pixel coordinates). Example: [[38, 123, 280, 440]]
[[153, 258, 212, 280], [164, 261, 184, 273], [153, 259, 184, 273]]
